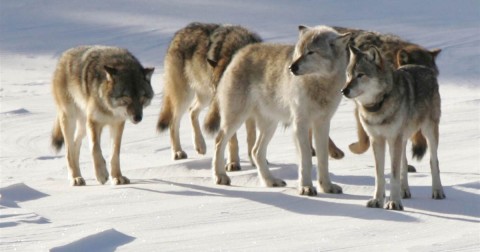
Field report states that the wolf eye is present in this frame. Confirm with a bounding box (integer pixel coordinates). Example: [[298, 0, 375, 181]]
[[117, 97, 131, 106], [357, 73, 365, 79], [307, 51, 314, 55]]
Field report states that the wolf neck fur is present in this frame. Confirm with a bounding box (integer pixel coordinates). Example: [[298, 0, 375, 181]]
[[362, 92, 389, 113], [359, 71, 400, 125]]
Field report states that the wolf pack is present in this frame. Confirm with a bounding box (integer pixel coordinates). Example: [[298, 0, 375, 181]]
[[51, 22, 444, 211]]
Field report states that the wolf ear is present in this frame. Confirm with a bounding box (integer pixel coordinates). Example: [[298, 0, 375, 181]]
[[336, 33, 352, 47], [430, 48, 441, 59], [348, 45, 362, 57], [366, 47, 383, 69], [207, 58, 218, 68], [104, 65, 118, 82], [397, 49, 409, 66], [298, 25, 310, 36], [143, 67, 155, 82]]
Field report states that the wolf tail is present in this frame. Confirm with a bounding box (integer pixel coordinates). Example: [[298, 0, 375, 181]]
[[51, 116, 64, 152], [411, 130, 427, 160], [204, 98, 221, 135], [157, 96, 173, 132]]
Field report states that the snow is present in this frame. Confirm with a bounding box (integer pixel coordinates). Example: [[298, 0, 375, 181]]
[[1, 0, 479, 251]]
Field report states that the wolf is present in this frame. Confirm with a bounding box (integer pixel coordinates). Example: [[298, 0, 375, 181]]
[[208, 25, 351, 195], [342, 45, 445, 210], [51, 46, 154, 186], [334, 27, 441, 170], [157, 22, 261, 170]]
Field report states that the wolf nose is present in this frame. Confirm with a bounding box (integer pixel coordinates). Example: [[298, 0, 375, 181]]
[[341, 88, 350, 97], [133, 114, 142, 123], [289, 64, 299, 75]]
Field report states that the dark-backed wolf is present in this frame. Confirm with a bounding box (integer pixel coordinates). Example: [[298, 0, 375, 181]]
[[334, 27, 441, 166], [51, 46, 154, 186], [157, 23, 261, 170], [208, 25, 351, 195], [342, 46, 445, 210]]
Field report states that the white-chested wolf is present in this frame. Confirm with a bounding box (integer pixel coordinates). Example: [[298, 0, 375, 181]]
[[157, 22, 261, 171], [51, 46, 154, 186], [334, 27, 441, 173], [342, 45, 445, 210], [206, 25, 350, 195]]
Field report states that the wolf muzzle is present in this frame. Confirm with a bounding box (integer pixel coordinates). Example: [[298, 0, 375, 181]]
[[133, 114, 142, 123], [341, 87, 351, 97], [289, 63, 300, 76]]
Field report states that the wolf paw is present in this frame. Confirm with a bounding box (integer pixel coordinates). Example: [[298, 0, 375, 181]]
[[264, 178, 286, 187], [299, 186, 317, 196], [385, 200, 404, 211], [366, 198, 384, 208], [432, 188, 446, 199], [215, 174, 231, 185], [407, 165, 417, 173], [329, 147, 345, 160], [320, 182, 343, 194], [348, 141, 369, 154], [173, 151, 188, 160], [70, 177, 86, 186], [112, 176, 130, 185], [96, 170, 109, 185], [195, 139, 207, 155], [402, 187, 412, 199], [225, 162, 241, 172]]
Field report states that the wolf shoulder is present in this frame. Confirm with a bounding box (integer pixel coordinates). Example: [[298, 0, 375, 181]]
[[394, 64, 441, 119], [395, 64, 439, 95]]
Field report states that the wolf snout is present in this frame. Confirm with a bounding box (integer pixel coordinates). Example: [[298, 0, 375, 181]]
[[341, 87, 351, 97], [289, 63, 299, 75], [133, 114, 142, 123]]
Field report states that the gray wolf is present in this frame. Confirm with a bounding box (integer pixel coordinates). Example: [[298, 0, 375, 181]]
[[157, 22, 261, 170], [51, 46, 154, 186], [342, 45, 445, 210], [334, 27, 441, 166], [208, 25, 350, 195]]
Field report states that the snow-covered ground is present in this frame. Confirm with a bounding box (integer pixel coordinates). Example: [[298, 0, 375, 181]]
[[1, 0, 479, 251]]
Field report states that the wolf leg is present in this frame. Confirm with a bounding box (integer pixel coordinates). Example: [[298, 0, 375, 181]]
[[294, 118, 316, 196], [245, 117, 257, 165], [60, 109, 85, 186], [310, 131, 344, 159], [252, 118, 285, 187], [226, 133, 241, 171], [189, 95, 207, 155], [162, 65, 193, 160], [423, 123, 445, 199], [401, 147, 411, 198], [367, 137, 386, 208], [313, 121, 342, 194], [109, 121, 129, 185], [349, 106, 370, 154], [328, 137, 344, 159], [385, 136, 405, 210], [170, 116, 188, 160], [87, 119, 108, 185], [213, 130, 234, 185]]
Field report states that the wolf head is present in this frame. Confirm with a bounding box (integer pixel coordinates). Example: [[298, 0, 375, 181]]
[[104, 66, 155, 124], [206, 25, 262, 89], [289, 25, 351, 76], [342, 46, 392, 107], [397, 45, 441, 76]]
